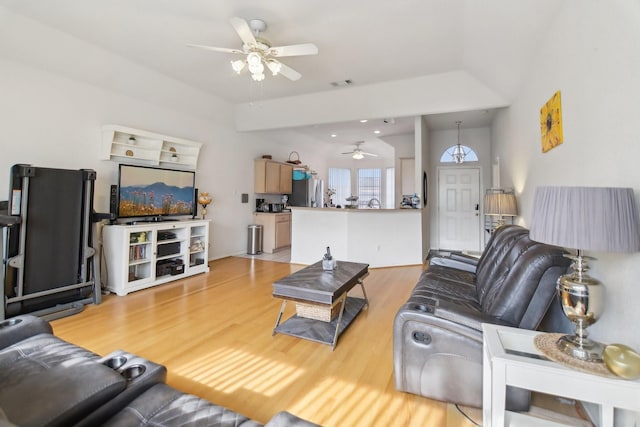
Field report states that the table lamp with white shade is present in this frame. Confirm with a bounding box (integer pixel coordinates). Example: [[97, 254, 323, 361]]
[[529, 186, 640, 362], [484, 189, 518, 230]]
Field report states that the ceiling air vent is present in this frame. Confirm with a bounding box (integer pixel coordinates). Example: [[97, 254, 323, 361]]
[[330, 79, 353, 87]]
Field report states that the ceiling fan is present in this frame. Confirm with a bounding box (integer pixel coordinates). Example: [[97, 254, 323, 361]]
[[188, 17, 318, 82], [342, 142, 378, 160]]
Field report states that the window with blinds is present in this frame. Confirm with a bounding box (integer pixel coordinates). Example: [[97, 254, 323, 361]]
[[357, 168, 381, 208], [328, 168, 351, 207]]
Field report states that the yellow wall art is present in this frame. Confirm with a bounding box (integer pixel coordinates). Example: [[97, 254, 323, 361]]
[[540, 90, 563, 153]]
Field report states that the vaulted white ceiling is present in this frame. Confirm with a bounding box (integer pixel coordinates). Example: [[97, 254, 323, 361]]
[[1, 0, 561, 106], [1, 0, 562, 156]]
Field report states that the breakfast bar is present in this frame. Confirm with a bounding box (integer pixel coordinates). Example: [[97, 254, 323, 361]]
[[289, 207, 424, 268]]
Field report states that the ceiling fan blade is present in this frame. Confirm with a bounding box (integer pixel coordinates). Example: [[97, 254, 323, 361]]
[[361, 152, 378, 157], [187, 44, 243, 54], [341, 151, 355, 155], [230, 17, 257, 47], [276, 61, 302, 81], [269, 43, 319, 57]]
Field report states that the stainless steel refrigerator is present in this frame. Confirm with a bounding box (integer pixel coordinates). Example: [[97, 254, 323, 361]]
[[290, 176, 324, 207]]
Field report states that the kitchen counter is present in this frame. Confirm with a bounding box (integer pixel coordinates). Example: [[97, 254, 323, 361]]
[[254, 211, 292, 215], [290, 207, 424, 267], [290, 207, 418, 212]]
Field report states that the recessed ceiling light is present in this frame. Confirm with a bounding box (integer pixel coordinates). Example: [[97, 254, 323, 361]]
[[331, 134, 337, 138], [360, 119, 368, 123], [374, 130, 381, 134]]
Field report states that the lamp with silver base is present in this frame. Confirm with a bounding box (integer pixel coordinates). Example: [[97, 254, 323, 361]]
[[529, 186, 640, 362], [554, 250, 606, 361]]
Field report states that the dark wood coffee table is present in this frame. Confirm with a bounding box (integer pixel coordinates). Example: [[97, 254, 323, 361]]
[[272, 260, 369, 350]]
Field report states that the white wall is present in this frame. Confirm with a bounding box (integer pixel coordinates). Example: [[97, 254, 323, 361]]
[[381, 134, 415, 207], [492, 2, 640, 423], [0, 69, 328, 263], [0, 57, 281, 260], [416, 117, 431, 261], [0, 7, 336, 261]]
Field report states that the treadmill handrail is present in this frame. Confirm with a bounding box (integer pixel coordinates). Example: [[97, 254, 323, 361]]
[[0, 214, 20, 227]]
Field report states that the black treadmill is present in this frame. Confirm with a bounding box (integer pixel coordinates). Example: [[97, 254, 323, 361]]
[[1, 164, 102, 320]]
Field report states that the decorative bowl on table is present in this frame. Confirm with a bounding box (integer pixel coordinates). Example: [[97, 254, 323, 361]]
[[603, 343, 640, 380]]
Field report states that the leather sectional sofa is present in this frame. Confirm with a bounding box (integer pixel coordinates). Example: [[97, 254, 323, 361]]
[[393, 225, 571, 410], [0, 315, 319, 427]]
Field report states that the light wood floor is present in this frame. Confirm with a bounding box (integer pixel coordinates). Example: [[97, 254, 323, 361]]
[[50, 257, 481, 427]]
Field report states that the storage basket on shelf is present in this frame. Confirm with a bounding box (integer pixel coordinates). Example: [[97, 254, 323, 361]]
[[295, 301, 341, 322], [286, 151, 302, 165]]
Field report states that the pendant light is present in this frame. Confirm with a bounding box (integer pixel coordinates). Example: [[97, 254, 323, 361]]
[[452, 121, 467, 164]]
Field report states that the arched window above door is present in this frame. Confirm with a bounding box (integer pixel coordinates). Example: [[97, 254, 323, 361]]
[[440, 145, 479, 163]]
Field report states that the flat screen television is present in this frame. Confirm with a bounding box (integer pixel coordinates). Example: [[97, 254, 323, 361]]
[[117, 164, 195, 219]]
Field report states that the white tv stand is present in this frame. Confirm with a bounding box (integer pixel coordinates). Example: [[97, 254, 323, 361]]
[[103, 219, 210, 296]]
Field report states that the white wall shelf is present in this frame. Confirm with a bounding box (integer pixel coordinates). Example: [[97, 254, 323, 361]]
[[102, 125, 202, 170]]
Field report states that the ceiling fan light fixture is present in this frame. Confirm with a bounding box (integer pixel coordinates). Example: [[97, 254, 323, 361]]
[[247, 51, 262, 66], [251, 72, 265, 82], [352, 152, 364, 160], [231, 59, 246, 74], [248, 61, 264, 75], [190, 17, 318, 84], [266, 60, 281, 76], [246, 52, 266, 79]]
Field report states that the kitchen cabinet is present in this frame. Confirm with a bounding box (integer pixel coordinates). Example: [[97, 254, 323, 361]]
[[275, 214, 292, 249], [279, 164, 293, 194], [253, 212, 291, 253], [255, 159, 293, 194]]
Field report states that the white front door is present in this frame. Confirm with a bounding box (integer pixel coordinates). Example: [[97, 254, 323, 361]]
[[437, 167, 481, 252]]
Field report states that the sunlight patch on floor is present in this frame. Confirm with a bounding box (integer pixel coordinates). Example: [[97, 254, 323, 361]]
[[172, 345, 305, 397], [289, 376, 447, 426]]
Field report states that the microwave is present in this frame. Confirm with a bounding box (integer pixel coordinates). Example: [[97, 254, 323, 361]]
[[268, 203, 283, 212]]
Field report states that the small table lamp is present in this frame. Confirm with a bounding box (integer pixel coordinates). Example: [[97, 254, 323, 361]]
[[529, 186, 640, 362], [197, 192, 212, 220], [484, 189, 518, 229]]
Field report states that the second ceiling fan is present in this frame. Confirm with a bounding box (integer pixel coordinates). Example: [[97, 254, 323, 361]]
[[342, 142, 378, 160], [188, 17, 318, 82]]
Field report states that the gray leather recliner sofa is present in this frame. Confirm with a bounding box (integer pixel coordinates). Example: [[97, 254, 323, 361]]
[[0, 315, 319, 427], [393, 225, 571, 410]]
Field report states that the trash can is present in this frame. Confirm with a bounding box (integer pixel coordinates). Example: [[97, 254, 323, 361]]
[[247, 224, 263, 255]]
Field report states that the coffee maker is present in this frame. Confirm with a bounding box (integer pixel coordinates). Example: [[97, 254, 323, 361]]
[[255, 198, 266, 212]]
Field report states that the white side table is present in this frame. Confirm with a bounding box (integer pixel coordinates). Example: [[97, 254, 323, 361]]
[[482, 323, 640, 427]]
